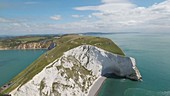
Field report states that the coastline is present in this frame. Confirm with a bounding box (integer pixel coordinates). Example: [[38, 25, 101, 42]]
[[88, 76, 106, 96], [0, 48, 47, 50], [94, 79, 106, 96], [0, 48, 9, 50]]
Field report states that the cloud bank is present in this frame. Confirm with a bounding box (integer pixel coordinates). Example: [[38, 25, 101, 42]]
[[1, 0, 170, 35], [50, 15, 61, 21], [73, 0, 170, 32]]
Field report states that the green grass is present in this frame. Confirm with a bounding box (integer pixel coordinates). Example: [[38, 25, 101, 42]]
[[2, 34, 125, 93], [16, 37, 46, 42], [0, 36, 56, 48]]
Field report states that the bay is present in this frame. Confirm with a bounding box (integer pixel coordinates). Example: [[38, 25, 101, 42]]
[[0, 50, 46, 87], [93, 33, 170, 96], [1, 33, 170, 96]]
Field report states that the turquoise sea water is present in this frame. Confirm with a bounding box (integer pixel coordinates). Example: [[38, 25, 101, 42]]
[[0, 50, 46, 87], [95, 33, 170, 96], [0, 33, 170, 96]]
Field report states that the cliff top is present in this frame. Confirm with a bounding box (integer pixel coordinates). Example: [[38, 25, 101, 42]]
[[0, 35, 57, 49], [2, 34, 125, 93]]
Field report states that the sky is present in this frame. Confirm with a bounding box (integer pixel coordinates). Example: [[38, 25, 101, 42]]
[[0, 0, 170, 35]]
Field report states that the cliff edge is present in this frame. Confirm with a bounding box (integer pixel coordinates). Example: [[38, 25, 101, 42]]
[[1, 35, 141, 96], [10, 45, 141, 96]]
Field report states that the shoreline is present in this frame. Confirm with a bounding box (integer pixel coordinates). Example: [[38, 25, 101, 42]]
[[94, 79, 106, 96], [0, 48, 47, 51], [88, 76, 106, 96]]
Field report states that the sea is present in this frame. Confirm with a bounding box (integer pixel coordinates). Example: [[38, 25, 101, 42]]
[[0, 33, 170, 96], [0, 50, 46, 87], [91, 32, 170, 96]]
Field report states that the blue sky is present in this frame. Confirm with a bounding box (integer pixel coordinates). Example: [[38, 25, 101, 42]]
[[0, 0, 169, 35], [130, 0, 165, 7]]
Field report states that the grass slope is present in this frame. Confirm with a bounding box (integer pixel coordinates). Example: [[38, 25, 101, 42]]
[[0, 35, 56, 49], [2, 34, 125, 93]]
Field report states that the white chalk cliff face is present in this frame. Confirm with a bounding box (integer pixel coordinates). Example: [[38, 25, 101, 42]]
[[10, 45, 142, 96]]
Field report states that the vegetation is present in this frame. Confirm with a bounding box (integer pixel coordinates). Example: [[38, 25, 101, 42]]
[[0, 35, 57, 49], [39, 79, 45, 96], [16, 37, 46, 42], [53, 55, 95, 93], [2, 34, 124, 93]]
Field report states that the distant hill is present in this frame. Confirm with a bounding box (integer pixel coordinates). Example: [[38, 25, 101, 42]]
[[0, 35, 59, 50], [81, 32, 141, 35]]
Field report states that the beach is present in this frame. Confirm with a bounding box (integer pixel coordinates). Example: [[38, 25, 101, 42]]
[[88, 76, 106, 96]]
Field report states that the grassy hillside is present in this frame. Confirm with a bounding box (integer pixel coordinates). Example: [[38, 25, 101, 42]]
[[0, 35, 57, 49], [2, 34, 125, 93]]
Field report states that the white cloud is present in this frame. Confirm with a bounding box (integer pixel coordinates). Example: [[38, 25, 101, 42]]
[[1, 0, 170, 35], [88, 15, 92, 18], [0, 18, 9, 23], [74, 6, 97, 11], [72, 15, 84, 18], [0, 17, 14, 23], [73, 0, 170, 32], [75, 0, 136, 12], [0, 17, 37, 35], [50, 15, 61, 20]]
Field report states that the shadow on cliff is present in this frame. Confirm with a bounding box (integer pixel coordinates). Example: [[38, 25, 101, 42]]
[[101, 66, 125, 79], [102, 73, 125, 79], [102, 73, 140, 81]]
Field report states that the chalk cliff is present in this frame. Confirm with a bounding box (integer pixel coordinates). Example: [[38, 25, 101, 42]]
[[10, 45, 141, 96], [14, 42, 52, 49]]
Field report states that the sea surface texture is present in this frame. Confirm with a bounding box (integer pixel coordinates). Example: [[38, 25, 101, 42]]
[[0, 50, 46, 87], [94, 33, 170, 96]]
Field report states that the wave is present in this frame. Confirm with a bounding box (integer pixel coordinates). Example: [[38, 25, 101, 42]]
[[124, 88, 170, 96]]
